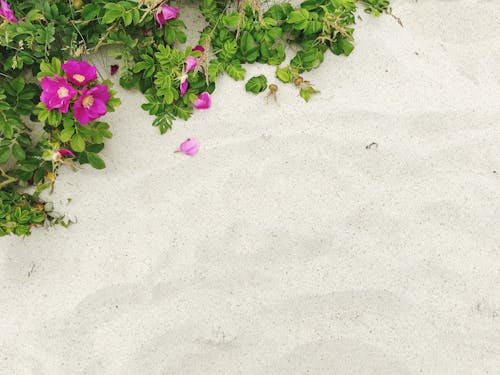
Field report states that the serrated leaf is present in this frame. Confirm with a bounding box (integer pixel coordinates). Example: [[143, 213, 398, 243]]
[[299, 86, 319, 102], [239, 32, 260, 63], [245, 75, 268, 94], [208, 60, 225, 82], [226, 61, 246, 81], [276, 66, 293, 83], [220, 40, 238, 62]]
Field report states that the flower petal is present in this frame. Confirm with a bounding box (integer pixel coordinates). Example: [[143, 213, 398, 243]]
[[180, 80, 188, 97], [179, 138, 200, 156], [193, 92, 211, 110], [62, 60, 98, 86], [185, 56, 198, 73], [0, 0, 18, 23], [40, 76, 77, 112], [156, 4, 178, 28], [192, 45, 205, 53], [58, 148, 76, 158]]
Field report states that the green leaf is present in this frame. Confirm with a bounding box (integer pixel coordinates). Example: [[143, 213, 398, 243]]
[[331, 36, 355, 56], [286, 9, 309, 30], [265, 3, 293, 21], [10, 78, 25, 94], [239, 32, 260, 63], [208, 60, 225, 82], [276, 66, 294, 83], [87, 152, 106, 170], [70, 134, 85, 153], [287, 9, 309, 24], [86, 144, 105, 154], [226, 60, 246, 81], [37, 57, 62, 80], [299, 86, 320, 102], [222, 13, 240, 28], [12, 144, 26, 161], [60, 128, 74, 143], [220, 40, 238, 62], [0, 147, 11, 163], [103, 3, 124, 24], [82, 3, 100, 20], [245, 75, 268, 94]]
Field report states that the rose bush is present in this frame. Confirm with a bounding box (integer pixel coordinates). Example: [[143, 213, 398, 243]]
[[0, 0, 393, 236]]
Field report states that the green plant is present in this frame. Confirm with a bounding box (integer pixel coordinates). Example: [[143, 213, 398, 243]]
[[0, 0, 392, 236]]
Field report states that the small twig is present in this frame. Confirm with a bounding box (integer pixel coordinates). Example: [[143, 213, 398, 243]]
[[27, 263, 36, 277], [0, 71, 13, 79], [94, 24, 118, 52], [138, 0, 163, 24], [0, 168, 17, 189], [386, 8, 403, 28]]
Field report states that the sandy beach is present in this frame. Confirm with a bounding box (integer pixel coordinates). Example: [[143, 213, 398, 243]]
[[1, 0, 499, 373]]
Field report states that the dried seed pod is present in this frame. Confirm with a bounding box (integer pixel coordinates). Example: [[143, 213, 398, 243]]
[[266, 83, 278, 103], [72, 0, 83, 10], [293, 76, 304, 87]]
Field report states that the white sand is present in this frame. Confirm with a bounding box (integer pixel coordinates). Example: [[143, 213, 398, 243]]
[[1, 0, 500, 373]]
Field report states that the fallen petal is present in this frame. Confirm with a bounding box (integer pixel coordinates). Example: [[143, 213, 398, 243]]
[[178, 138, 200, 156]]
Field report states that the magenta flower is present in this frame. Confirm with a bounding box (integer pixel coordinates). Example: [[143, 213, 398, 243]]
[[73, 84, 110, 125], [180, 80, 188, 97], [0, 0, 18, 24], [185, 56, 198, 73], [53, 148, 75, 162], [62, 60, 97, 86], [58, 148, 75, 157], [193, 92, 211, 110], [40, 76, 77, 113], [179, 56, 199, 97], [192, 45, 205, 53], [155, 4, 179, 28], [178, 138, 199, 156]]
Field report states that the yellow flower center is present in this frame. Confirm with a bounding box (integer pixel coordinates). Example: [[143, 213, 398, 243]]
[[73, 74, 85, 83], [57, 87, 69, 99], [82, 95, 94, 108]]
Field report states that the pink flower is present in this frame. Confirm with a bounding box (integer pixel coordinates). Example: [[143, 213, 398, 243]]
[[40, 76, 77, 113], [62, 60, 97, 86], [53, 148, 75, 162], [193, 92, 211, 110], [73, 84, 110, 125], [180, 80, 188, 97], [0, 0, 18, 24], [179, 56, 200, 97], [155, 4, 179, 28], [185, 56, 198, 73], [178, 138, 199, 156]]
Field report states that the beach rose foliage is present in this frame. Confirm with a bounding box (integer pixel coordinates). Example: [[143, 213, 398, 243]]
[[0, 0, 391, 237]]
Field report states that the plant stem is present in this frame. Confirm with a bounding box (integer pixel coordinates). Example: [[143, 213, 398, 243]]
[[0, 169, 17, 189]]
